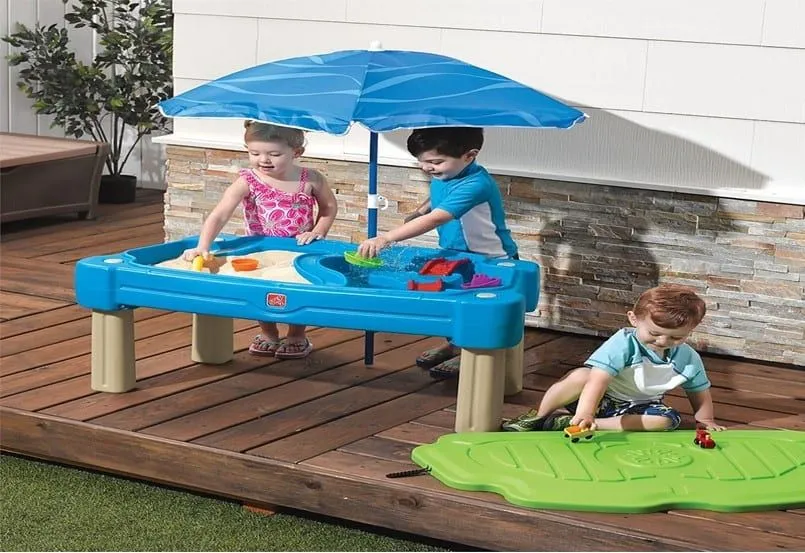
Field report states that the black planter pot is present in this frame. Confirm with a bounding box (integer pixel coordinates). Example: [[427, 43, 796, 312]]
[[98, 174, 137, 204]]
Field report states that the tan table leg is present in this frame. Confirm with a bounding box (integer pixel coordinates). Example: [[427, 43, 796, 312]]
[[454, 348, 505, 432], [504, 337, 525, 396], [191, 314, 234, 364], [91, 309, 136, 392]]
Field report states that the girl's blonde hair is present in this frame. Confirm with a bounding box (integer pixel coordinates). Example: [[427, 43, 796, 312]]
[[243, 120, 305, 149]]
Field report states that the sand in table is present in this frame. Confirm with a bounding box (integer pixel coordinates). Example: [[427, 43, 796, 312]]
[[156, 250, 312, 284]]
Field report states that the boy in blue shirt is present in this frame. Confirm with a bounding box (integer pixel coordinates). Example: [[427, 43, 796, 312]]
[[358, 127, 518, 377], [503, 284, 725, 433]]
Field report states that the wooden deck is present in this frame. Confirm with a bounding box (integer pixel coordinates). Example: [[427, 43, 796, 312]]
[[2, 191, 804, 551]]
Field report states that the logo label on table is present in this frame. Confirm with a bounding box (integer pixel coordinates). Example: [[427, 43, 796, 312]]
[[266, 293, 287, 308]]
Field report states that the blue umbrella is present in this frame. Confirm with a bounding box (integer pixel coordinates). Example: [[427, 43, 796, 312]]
[[159, 46, 586, 362]]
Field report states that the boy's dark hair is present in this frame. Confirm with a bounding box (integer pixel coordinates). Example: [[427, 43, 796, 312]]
[[633, 284, 707, 328], [407, 127, 484, 158]]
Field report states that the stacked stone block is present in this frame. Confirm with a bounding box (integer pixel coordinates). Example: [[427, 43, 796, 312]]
[[164, 146, 805, 365]]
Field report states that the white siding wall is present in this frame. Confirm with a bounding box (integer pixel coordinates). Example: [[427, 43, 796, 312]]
[[164, 0, 805, 204], [1, 0, 166, 189]]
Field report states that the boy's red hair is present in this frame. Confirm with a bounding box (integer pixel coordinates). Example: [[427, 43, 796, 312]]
[[632, 284, 706, 329]]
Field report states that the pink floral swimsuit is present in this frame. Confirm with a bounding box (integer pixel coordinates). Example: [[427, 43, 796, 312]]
[[241, 168, 316, 237]]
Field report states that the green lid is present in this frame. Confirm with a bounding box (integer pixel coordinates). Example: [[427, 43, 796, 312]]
[[344, 251, 383, 268]]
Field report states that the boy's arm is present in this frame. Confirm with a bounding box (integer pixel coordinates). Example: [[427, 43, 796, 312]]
[[571, 368, 612, 429], [386, 208, 450, 242], [686, 389, 725, 431], [404, 198, 432, 223], [357, 209, 452, 257]]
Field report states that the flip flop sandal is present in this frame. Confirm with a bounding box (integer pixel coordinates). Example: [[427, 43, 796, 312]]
[[416, 344, 458, 369], [274, 338, 314, 359], [429, 355, 461, 379], [248, 335, 281, 357]]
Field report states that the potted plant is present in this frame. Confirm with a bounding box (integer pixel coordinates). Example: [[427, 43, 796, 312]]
[[3, 0, 173, 203]]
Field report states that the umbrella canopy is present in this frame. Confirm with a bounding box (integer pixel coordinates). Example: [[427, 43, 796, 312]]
[[159, 49, 586, 134], [159, 46, 586, 364]]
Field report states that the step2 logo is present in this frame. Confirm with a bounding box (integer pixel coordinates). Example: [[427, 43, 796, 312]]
[[266, 293, 287, 308]]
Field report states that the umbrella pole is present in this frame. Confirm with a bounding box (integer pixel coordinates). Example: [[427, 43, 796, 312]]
[[364, 131, 379, 365]]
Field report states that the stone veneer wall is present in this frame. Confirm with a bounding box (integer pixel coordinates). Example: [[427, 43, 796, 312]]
[[164, 145, 805, 366]]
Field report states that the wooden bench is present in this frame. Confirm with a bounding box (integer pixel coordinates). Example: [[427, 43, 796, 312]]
[[0, 133, 109, 223]]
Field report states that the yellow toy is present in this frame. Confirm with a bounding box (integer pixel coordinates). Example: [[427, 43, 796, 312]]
[[564, 424, 595, 443], [191, 256, 205, 271]]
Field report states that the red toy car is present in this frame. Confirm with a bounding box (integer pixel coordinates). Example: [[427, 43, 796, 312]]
[[694, 428, 716, 449]]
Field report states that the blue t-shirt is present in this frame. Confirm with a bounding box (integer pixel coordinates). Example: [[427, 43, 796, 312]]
[[430, 161, 518, 258], [585, 328, 711, 402]]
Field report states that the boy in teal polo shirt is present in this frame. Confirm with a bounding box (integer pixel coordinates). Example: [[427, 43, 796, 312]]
[[503, 284, 725, 433], [358, 127, 518, 377]]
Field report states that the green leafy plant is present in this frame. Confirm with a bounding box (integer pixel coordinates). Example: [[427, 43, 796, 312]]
[[3, 0, 173, 176]]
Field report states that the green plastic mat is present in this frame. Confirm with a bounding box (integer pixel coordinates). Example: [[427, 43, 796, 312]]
[[411, 430, 805, 513]]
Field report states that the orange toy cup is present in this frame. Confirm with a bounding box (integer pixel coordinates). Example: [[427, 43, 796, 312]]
[[231, 257, 259, 272]]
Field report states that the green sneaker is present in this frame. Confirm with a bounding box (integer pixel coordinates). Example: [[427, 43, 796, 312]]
[[501, 409, 543, 432], [501, 411, 573, 432]]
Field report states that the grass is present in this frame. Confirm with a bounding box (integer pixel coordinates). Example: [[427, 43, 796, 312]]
[[0, 454, 455, 551]]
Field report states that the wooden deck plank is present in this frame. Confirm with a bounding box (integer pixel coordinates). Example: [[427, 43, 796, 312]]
[[244, 332, 567, 461], [0, 310, 180, 397], [523, 370, 805, 418], [1, 320, 257, 411], [339, 435, 419, 464], [14, 213, 165, 258], [248, 379, 457, 463], [132, 333, 428, 441], [748, 414, 805, 431], [1, 307, 167, 358], [0, 256, 77, 302], [36, 228, 168, 263], [79, 329, 377, 431], [0, 292, 70, 321], [704, 355, 805, 384], [1, 407, 681, 552], [191, 340, 446, 452], [532, 356, 805, 405], [37, 325, 353, 420], [0, 312, 195, 377], [1, 305, 99, 338], [667, 510, 805, 540]]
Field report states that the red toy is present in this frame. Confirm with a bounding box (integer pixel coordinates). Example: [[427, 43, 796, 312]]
[[694, 428, 716, 449], [419, 257, 469, 276], [407, 279, 444, 292]]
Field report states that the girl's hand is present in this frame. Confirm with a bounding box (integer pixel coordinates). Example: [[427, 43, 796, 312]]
[[570, 413, 597, 431], [697, 419, 726, 431], [296, 231, 323, 246], [357, 236, 391, 258], [182, 247, 209, 261]]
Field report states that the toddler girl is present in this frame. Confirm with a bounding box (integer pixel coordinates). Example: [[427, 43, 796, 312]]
[[183, 121, 338, 359]]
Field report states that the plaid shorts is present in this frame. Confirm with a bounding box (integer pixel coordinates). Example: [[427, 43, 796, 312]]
[[565, 395, 681, 430]]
